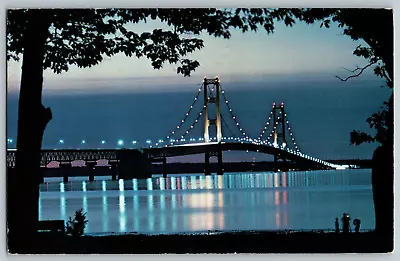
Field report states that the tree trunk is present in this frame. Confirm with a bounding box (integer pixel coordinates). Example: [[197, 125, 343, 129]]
[[371, 93, 393, 250], [7, 10, 52, 253]]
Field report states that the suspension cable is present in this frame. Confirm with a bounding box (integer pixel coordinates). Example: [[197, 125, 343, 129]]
[[161, 83, 203, 143], [284, 112, 301, 152], [221, 114, 236, 138], [220, 85, 249, 140], [257, 110, 274, 142], [167, 105, 207, 147]]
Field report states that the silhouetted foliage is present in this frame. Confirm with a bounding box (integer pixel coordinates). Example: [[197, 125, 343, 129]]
[[306, 9, 393, 146], [66, 208, 88, 237], [7, 8, 310, 77], [283, 9, 393, 146]]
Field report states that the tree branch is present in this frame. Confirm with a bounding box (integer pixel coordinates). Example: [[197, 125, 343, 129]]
[[380, 67, 393, 87], [336, 61, 375, 81]]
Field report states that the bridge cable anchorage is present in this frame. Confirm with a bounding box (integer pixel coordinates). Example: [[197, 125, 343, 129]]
[[158, 83, 204, 148], [220, 85, 250, 142], [257, 110, 274, 144], [168, 105, 208, 147]]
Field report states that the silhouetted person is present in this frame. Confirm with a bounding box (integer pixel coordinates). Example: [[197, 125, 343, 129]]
[[341, 213, 350, 234], [353, 219, 361, 233], [335, 218, 340, 234]]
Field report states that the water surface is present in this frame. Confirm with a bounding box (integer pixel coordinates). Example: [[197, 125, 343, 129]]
[[39, 169, 374, 234]]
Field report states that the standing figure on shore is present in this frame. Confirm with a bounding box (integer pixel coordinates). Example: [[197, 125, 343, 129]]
[[353, 219, 361, 233], [341, 213, 351, 234], [335, 217, 340, 234]]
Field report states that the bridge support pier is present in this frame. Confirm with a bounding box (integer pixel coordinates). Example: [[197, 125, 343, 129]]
[[86, 161, 97, 182], [273, 153, 278, 172], [281, 156, 288, 172], [60, 162, 72, 183], [109, 161, 118, 180], [217, 147, 223, 176], [162, 157, 167, 178], [204, 148, 223, 176], [204, 151, 211, 176]]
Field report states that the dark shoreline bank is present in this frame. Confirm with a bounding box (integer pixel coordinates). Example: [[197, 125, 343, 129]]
[[9, 230, 392, 254]]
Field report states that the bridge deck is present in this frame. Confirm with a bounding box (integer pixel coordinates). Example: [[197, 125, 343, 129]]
[[7, 142, 350, 170]]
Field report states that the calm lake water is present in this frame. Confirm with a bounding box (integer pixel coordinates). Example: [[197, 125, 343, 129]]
[[39, 169, 374, 235]]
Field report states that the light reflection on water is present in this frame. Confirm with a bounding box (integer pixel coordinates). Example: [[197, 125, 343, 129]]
[[39, 169, 373, 235]]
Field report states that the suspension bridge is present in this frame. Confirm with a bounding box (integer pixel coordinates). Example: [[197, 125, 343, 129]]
[[7, 77, 353, 179]]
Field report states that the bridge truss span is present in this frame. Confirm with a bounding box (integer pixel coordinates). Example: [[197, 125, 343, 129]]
[[7, 149, 119, 168]]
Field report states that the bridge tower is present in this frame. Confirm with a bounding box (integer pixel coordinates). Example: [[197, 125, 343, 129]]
[[272, 102, 288, 171], [272, 102, 287, 148], [203, 77, 222, 142], [203, 76, 223, 175]]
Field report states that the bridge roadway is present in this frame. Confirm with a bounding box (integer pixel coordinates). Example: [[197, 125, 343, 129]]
[[146, 142, 335, 170], [7, 142, 343, 170]]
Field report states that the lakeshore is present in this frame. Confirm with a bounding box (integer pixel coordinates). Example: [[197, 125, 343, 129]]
[[10, 230, 392, 254]]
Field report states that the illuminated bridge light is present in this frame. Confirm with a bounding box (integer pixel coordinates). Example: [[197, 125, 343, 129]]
[[118, 139, 124, 146], [146, 140, 152, 144], [59, 139, 64, 144], [81, 140, 86, 144], [132, 141, 137, 144]]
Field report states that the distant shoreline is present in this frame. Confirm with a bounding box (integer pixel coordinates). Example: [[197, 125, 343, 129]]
[[40, 159, 372, 178]]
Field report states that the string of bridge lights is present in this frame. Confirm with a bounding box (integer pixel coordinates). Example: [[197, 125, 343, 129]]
[[220, 114, 236, 138], [265, 115, 281, 146], [206, 83, 241, 140], [161, 106, 205, 147], [160, 83, 204, 144], [258, 110, 273, 142], [284, 112, 301, 153], [6, 135, 348, 168], [220, 85, 249, 140]]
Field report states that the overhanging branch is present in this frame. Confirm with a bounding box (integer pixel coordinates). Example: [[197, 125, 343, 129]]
[[336, 61, 375, 82]]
